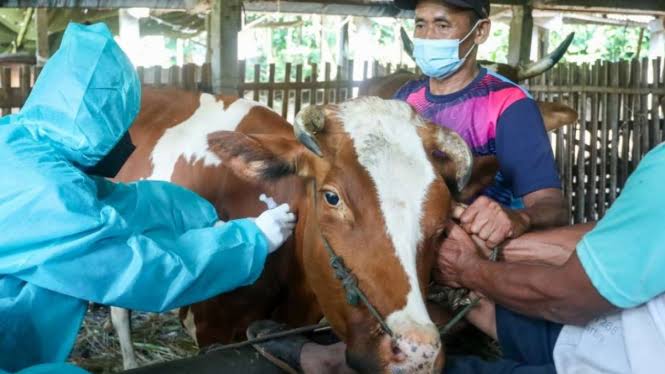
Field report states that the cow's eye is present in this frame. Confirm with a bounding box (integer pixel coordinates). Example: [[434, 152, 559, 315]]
[[323, 191, 340, 207]]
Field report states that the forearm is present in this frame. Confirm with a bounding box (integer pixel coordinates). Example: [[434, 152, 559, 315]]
[[461, 253, 615, 325], [519, 196, 569, 229], [501, 222, 596, 265]]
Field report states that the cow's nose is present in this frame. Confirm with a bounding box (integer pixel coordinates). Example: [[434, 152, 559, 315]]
[[386, 323, 443, 373]]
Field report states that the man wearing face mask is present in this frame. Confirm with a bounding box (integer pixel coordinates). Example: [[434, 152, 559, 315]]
[[0, 23, 296, 374], [394, 0, 567, 249]]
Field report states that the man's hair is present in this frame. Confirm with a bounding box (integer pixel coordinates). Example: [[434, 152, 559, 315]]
[[468, 10, 480, 26]]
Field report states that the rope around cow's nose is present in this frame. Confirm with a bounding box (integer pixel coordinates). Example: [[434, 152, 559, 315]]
[[438, 246, 501, 336], [203, 246, 501, 355]]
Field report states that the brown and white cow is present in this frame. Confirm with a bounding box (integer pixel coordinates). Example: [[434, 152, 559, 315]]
[[112, 86, 492, 373]]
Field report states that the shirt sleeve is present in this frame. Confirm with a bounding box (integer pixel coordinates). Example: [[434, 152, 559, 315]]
[[496, 97, 561, 197], [392, 79, 421, 101], [1, 167, 269, 313], [576, 143, 665, 308]]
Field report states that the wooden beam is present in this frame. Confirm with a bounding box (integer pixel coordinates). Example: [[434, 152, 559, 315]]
[[13, 8, 34, 52], [5, 0, 659, 15], [0, 0, 195, 8], [243, 1, 414, 18], [534, 0, 665, 13], [250, 0, 665, 17], [243, 0, 664, 17], [493, 0, 665, 15], [210, 0, 241, 95], [507, 4, 533, 66]]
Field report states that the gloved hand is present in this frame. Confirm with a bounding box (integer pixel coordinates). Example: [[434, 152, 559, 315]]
[[255, 195, 296, 253]]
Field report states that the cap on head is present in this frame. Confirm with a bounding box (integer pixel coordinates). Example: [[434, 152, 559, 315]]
[[394, 0, 490, 19]]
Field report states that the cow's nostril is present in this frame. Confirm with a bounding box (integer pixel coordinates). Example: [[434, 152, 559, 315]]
[[391, 343, 407, 363]]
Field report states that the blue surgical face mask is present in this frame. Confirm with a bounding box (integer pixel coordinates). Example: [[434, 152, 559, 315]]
[[413, 21, 481, 80]]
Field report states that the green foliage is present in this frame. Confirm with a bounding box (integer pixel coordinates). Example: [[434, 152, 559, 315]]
[[550, 24, 651, 63], [478, 21, 510, 63]]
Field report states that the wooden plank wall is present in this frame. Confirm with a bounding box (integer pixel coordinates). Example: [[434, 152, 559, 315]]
[[526, 58, 664, 223]]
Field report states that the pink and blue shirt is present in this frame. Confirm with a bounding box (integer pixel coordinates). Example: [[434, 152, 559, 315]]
[[394, 68, 561, 207]]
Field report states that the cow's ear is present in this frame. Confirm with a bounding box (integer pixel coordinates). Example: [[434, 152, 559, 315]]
[[427, 153, 499, 202], [418, 125, 499, 201], [207, 131, 316, 183], [455, 155, 500, 202]]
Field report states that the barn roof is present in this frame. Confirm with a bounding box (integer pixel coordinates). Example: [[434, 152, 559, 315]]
[[0, 0, 662, 16]]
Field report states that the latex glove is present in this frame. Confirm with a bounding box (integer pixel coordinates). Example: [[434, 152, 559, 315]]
[[259, 194, 277, 209], [255, 197, 296, 254]]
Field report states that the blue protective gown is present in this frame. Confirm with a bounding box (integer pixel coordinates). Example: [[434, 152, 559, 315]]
[[0, 23, 269, 373]]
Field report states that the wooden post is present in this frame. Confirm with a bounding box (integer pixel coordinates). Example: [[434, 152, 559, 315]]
[[608, 61, 620, 204], [599, 61, 609, 217], [338, 21, 350, 75], [35, 8, 49, 66], [205, 12, 212, 64], [210, 0, 241, 95], [648, 17, 665, 59], [535, 26, 549, 60], [507, 3, 533, 66]]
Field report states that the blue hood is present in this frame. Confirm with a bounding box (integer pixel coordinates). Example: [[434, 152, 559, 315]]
[[3, 22, 141, 168]]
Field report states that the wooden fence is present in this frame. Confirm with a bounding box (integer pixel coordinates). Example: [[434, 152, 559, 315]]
[[136, 60, 414, 122], [1, 58, 663, 224], [525, 59, 664, 223]]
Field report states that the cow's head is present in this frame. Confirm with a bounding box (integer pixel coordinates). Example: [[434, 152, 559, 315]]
[[208, 97, 490, 373]]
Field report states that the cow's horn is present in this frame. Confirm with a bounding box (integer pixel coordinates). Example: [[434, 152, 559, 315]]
[[400, 26, 414, 59], [517, 32, 575, 81], [434, 126, 473, 193], [294, 105, 325, 157]]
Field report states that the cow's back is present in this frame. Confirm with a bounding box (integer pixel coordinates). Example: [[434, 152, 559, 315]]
[[116, 87, 319, 345]]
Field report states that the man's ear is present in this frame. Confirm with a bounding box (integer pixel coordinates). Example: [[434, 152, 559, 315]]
[[475, 18, 491, 44], [206, 131, 315, 184]]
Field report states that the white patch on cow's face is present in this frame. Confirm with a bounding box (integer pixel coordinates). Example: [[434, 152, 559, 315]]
[[148, 94, 261, 181], [336, 97, 436, 328]]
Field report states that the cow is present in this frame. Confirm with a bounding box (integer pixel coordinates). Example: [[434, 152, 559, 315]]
[[359, 30, 579, 132], [110, 86, 508, 373]]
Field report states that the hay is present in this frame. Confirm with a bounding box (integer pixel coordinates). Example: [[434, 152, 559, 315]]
[[69, 305, 198, 373]]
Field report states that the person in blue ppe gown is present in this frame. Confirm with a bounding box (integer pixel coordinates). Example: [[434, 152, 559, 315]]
[[0, 22, 296, 374]]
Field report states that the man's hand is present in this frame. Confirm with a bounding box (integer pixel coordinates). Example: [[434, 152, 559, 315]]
[[454, 196, 531, 248], [434, 222, 484, 287]]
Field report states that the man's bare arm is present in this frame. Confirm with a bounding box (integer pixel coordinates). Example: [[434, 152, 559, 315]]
[[520, 188, 569, 229]]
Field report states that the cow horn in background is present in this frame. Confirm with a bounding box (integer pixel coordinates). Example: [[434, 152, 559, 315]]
[[400, 26, 415, 60], [517, 32, 575, 81], [434, 126, 474, 193], [294, 105, 325, 157]]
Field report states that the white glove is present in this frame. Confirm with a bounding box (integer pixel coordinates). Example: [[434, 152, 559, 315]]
[[259, 194, 277, 209], [254, 197, 296, 254]]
